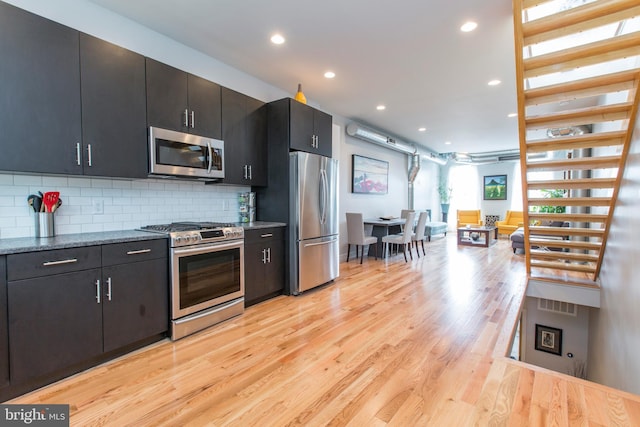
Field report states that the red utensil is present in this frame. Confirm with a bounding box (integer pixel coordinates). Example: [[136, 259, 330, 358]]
[[42, 191, 60, 213]]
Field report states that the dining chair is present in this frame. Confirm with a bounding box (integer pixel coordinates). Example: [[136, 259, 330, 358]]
[[346, 212, 378, 264], [382, 211, 415, 262], [411, 211, 429, 257], [400, 209, 414, 231]]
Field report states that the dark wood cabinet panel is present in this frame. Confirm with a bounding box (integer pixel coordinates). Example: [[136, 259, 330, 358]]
[[188, 74, 222, 139], [0, 257, 8, 389], [221, 88, 267, 186], [80, 34, 147, 178], [102, 258, 168, 353], [101, 239, 167, 266], [7, 246, 102, 281], [0, 1, 82, 175], [146, 58, 221, 139], [8, 269, 103, 383], [288, 99, 333, 157], [244, 227, 285, 306]]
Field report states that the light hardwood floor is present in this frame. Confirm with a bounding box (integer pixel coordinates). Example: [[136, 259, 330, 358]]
[[9, 235, 640, 426]]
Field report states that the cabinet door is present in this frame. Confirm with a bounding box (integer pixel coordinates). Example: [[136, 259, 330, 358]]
[[80, 34, 147, 178], [264, 234, 285, 295], [246, 96, 267, 186], [221, 87, 248, 184], [102, 258, 168, 353], [289, 100, 316, 154], [0, 257, 7, 389], [243, 241, 265, 305], [146, 59, 189, 132], [313, 109, 333, 158], [0, 2, 82, 175], [8, 269, 103, 383], [188, 75, 222, 139]]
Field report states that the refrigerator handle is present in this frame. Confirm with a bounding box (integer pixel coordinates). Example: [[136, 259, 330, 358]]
[[319, 169, 328, 225]]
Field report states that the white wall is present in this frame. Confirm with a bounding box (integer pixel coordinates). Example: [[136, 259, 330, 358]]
[[587, 108, 640, 395], [523, 297, 590, 377]]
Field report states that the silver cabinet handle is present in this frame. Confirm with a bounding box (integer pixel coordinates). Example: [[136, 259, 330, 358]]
[[266, 247, 271, 263], [75, 143, 81, 166], [106, 277, 112, 301], [190, 110, 195, 128], [184, 109, 189, 127], [126, 249, 151, 255], [43, 258, 77, 266], [95, 279, 101, 304], [87, 144, 93, 167], [243, 165, 248, 180], [248, 165, 252, 180], [261, 248, 267, 264], [261, 233, 273, 238]]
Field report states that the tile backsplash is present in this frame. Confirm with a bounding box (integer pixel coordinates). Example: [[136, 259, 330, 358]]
[[0, 173, 249, 239]]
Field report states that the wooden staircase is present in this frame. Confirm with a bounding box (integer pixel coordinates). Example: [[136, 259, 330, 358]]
[[512, 0, 640, 282]]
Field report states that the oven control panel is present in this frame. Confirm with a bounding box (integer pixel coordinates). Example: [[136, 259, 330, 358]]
[[170, 226, 244, 247]]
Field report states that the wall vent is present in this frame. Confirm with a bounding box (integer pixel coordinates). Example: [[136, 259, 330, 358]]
[[538, 298, 578, 316]]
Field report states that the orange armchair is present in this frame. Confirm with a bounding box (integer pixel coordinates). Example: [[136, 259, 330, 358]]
[[457, 209, 483, 228], [495, 210, 524, 236]]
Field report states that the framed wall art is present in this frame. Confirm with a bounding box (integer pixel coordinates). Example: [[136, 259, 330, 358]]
[[483, 174, 507, 200], [352, 154, 388, 194], [535, 324, 562, 356]]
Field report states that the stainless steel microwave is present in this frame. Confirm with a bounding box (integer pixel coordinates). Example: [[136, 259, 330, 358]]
[[149, 127, 224, 180]]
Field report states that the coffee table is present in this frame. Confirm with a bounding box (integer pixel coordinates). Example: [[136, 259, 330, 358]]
[[457, 226, 498, 247]]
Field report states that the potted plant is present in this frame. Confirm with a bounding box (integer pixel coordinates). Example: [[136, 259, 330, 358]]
[[438, 182, 453, 222]]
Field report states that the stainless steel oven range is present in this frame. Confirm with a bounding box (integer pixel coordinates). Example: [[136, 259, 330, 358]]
[[140, 222, 244, 340]]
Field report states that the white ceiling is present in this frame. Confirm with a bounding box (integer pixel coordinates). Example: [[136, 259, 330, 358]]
[[87, 0, 519, 155]]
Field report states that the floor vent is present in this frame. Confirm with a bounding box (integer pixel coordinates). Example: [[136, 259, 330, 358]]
[[538, 298, 577, 316]]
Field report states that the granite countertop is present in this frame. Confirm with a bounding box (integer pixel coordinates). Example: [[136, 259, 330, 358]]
[[0, 222, 287, 255], [0, 230, 167, 255]]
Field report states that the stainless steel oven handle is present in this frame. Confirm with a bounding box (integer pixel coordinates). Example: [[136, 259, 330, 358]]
[[172, 240, 243, 256]]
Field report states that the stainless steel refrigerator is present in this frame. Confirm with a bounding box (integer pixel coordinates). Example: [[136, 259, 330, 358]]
[[289, 151, 339, 294]]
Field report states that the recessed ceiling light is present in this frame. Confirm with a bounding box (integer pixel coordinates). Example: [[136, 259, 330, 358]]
[[445, 141, 452, 145], [324, 71, 335, 79], [460, 21, 478, 32], [418, 127, 426, 132], [488, 79, 501, 86], [508, 112, 518, 118], [376, 105, 386, 111], [270, 34, 285, 45]]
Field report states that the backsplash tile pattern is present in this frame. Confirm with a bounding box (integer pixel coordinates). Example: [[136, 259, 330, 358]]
[[0, 173, 249, 239]]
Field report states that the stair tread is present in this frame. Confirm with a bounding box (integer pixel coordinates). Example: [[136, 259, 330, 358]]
[[527, 212, 609, 222], [525, 102, 633, 130], [523, 1, 640, 46], [527, 177, 617, 190], [526, 156, 621, 171], [528, 238, 602, 250], [529, 250, 600, 262], [531, 260, 597, 273], [526, 130, 627, 152], [524, 32, 640, 78]]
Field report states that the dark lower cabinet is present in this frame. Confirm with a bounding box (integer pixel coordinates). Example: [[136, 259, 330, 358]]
[[0, 257, 8, 391], [8, 269, 104, 383], [3, 240, 168, 401], [244, 227, 285, 306], [102, 258, 168, 353]]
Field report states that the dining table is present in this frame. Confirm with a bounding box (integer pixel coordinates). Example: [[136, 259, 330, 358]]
[[363, 218, 406, 257]]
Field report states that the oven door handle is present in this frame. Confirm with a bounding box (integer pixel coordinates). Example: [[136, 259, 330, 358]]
[[172, 240, 243, 256]]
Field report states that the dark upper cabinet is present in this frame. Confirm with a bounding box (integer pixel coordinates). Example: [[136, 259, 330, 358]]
[[289, 99, 333, 157], [0, 1, 82, 175], [146, 58, 222, 139], [80, 34, 147, 178], [269, 98, 333, 158], [221, 88, 267, 186]]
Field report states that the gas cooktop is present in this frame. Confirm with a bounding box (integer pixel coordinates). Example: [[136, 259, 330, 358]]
[[139, 221, 244, 247]]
